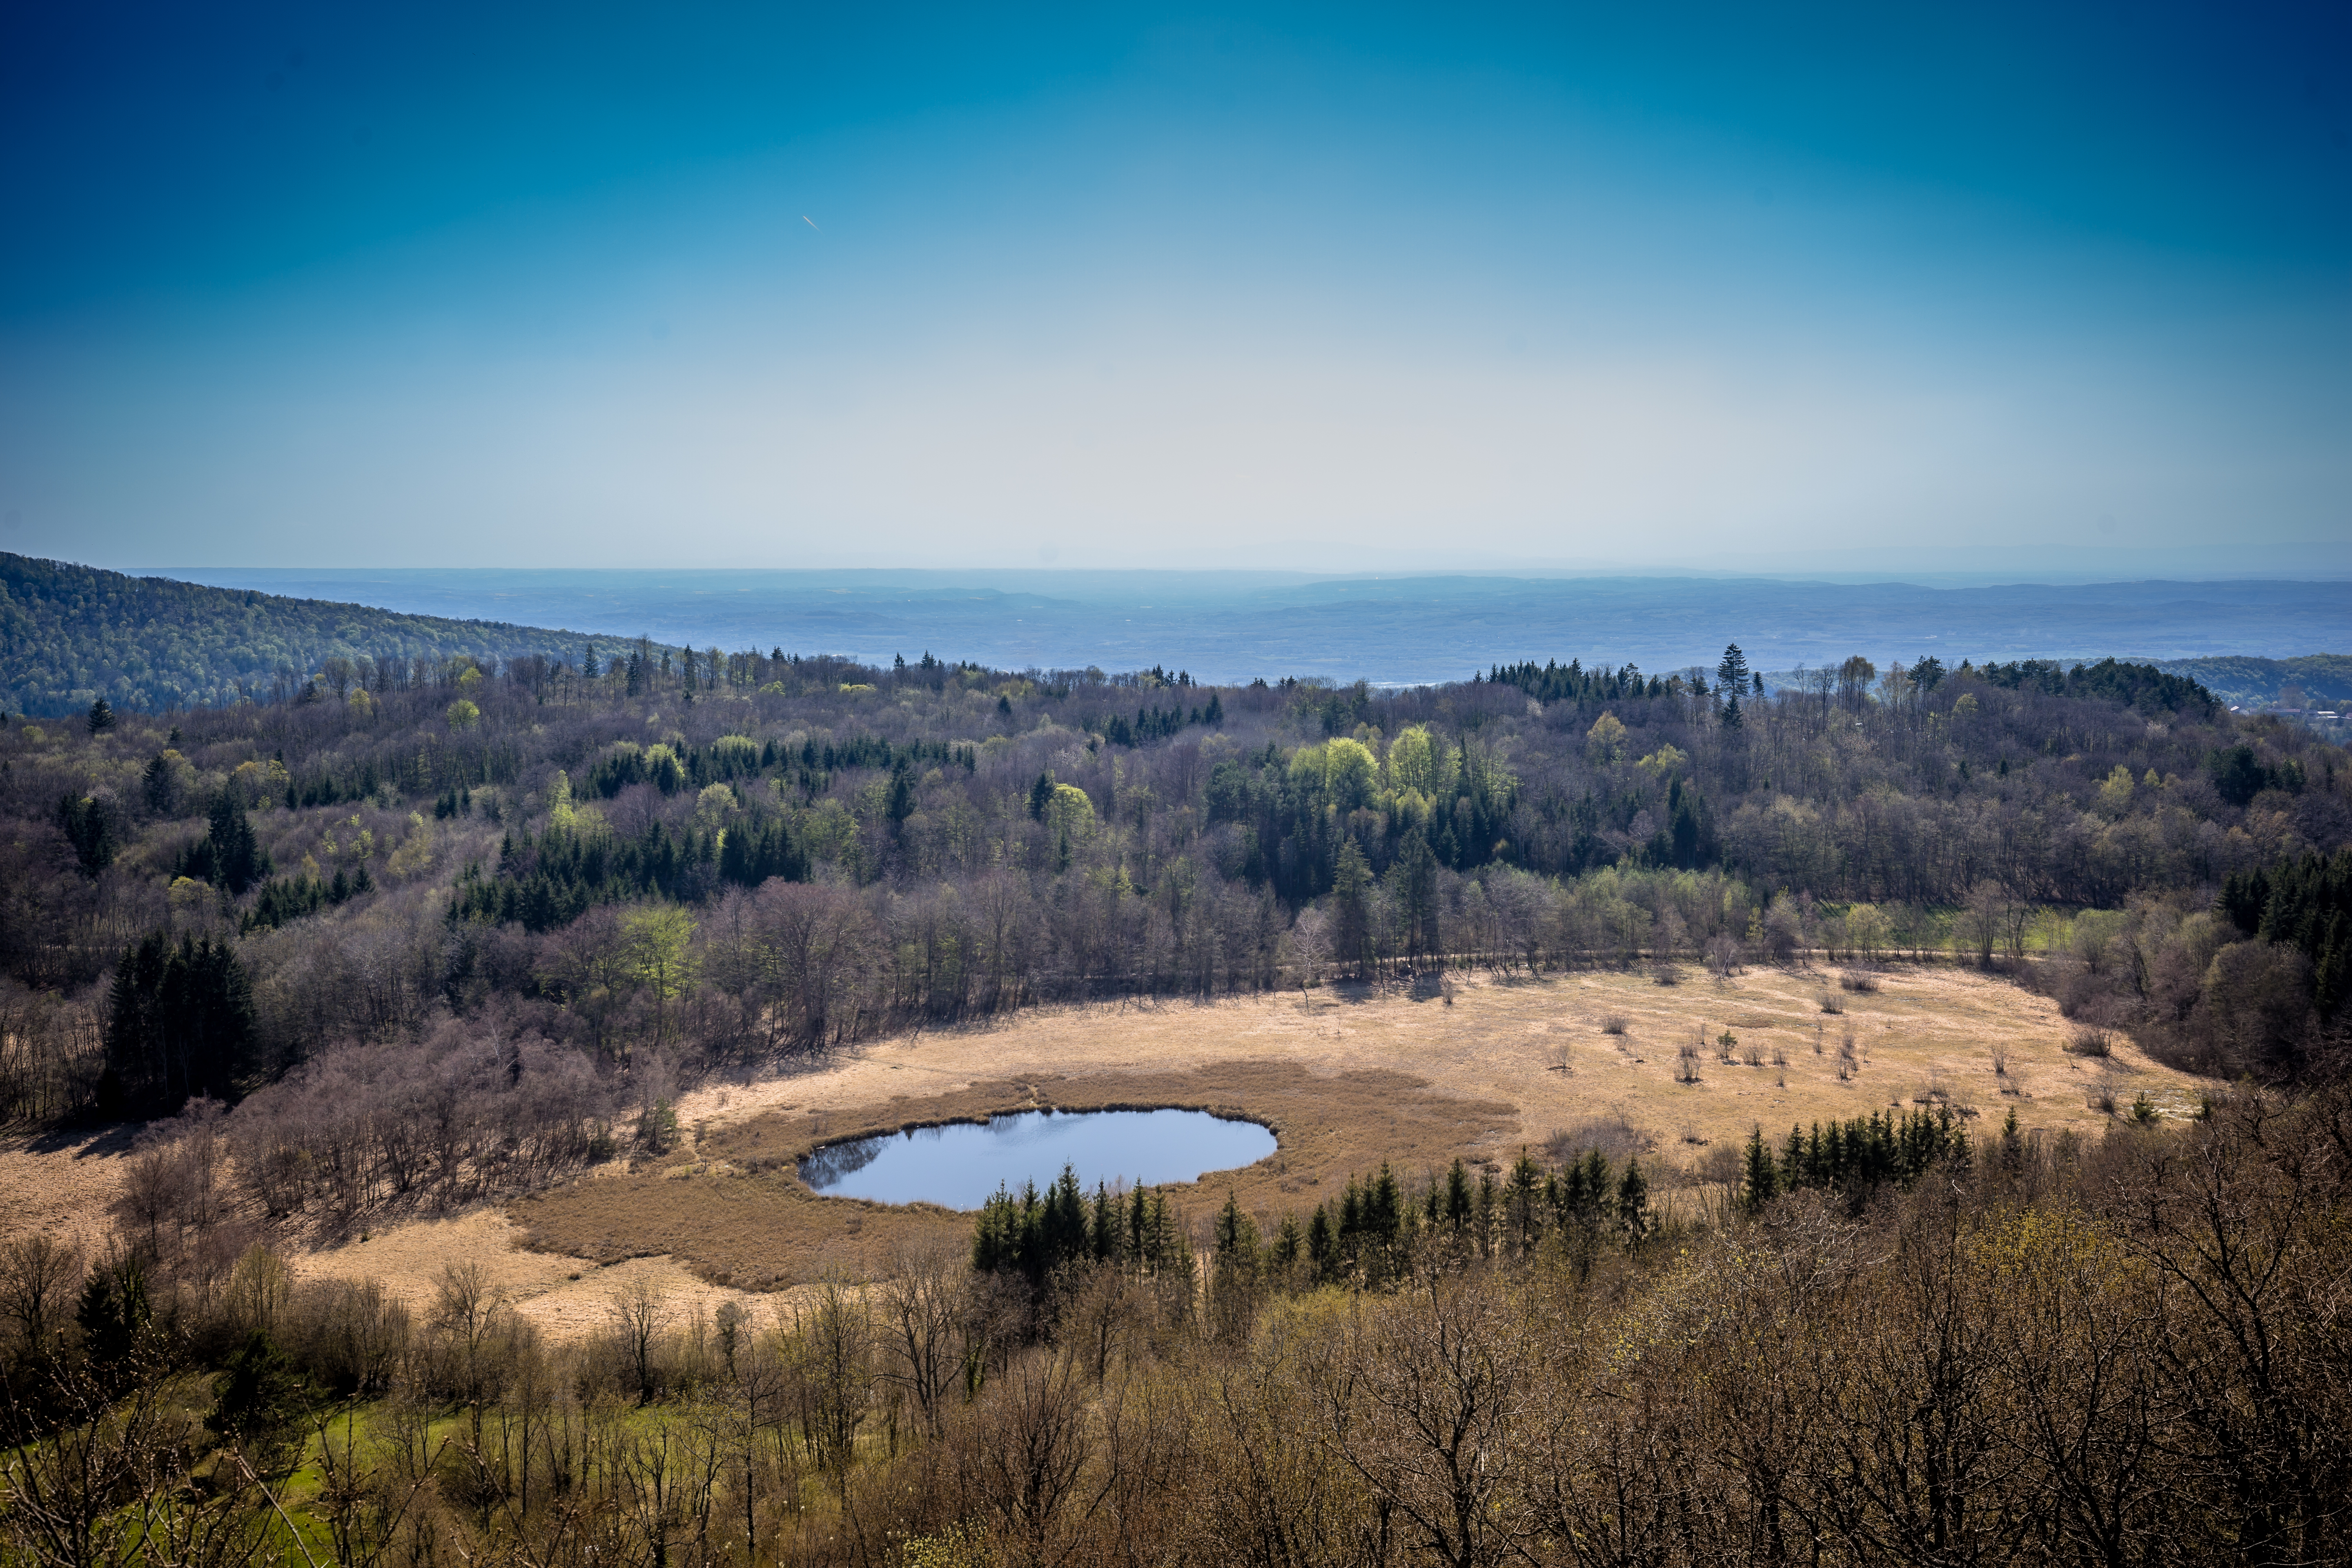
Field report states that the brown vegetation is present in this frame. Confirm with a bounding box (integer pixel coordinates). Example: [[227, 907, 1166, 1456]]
[[519, 1060, 1515, 1290]]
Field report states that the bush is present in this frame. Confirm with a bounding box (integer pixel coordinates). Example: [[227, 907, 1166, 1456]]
[[2066, 1027, 2114, 1058]]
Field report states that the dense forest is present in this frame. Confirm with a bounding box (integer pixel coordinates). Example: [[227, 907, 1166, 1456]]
[[2157, 652, 2352, 714], [1, 597, 2350, 1563], [2, 625, 2346, 1132], [0, 554, 583, 717]]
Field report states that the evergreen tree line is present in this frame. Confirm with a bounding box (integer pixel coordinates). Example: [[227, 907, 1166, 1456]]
[[2221, 845, 2352, 1020], [1739, 1106, 1973, 1211], [450, 811, 809, 932], [98, 933, 256, 1112]]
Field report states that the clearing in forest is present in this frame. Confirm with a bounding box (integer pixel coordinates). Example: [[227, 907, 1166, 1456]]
[[513, 958, 2209, 1292], [0, 961, 2210, 1338]]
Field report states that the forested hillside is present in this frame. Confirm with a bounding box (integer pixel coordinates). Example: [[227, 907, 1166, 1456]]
[[2159, 652, 2352, 712], [2, 627, 2345, 1139], [0, 552, 584, 716]]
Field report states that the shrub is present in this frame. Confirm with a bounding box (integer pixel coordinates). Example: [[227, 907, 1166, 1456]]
[[2066, 1027, 2114, 1058]]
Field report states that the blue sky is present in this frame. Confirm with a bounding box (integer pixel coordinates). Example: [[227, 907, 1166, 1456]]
[[1, 1, 2345, 574]]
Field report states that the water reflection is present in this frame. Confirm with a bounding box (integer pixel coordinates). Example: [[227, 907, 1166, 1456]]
[[798, 1107, 1276, 1209]]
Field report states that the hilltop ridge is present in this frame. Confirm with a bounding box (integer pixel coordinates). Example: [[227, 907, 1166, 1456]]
[[0, 553, 584, 716]]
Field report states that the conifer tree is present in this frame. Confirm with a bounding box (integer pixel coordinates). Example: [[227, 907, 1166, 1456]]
[[1332, 839, 1374, 976], [1616, 1159, 1649, 1242], [57, 794, 115, 875], [1742, 1125, 1780, 1212]]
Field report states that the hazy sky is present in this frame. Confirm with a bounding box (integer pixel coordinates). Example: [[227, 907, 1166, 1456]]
[[2, 2, 2346, 574]]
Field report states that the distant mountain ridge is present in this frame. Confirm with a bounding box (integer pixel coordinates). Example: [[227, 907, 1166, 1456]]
[[140, 565, 2352, 686], [0, 553, 586, 716], [9, 553, 2350, 717]]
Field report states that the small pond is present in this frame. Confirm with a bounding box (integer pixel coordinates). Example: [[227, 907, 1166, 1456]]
[[799, 1108, 1277, 1209]]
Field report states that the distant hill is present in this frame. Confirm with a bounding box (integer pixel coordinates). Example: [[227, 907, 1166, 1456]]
[[0, 553, 586, 716], [2157, 655, 2352, 711], [147, 566, 2352, 685]]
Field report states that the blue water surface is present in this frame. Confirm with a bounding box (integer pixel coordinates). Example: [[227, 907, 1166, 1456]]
[[799, 1108, 1276, 1209]]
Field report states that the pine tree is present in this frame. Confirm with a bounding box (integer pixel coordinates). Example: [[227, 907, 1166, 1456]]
[[207, 1330, 313, 1473], [143, 751, 178, 815], [57, 794, 116, 875], [75, 1254, 151, 1392], [1616, 1159, 1649, 1242], [1214, 1191, 1260, 1277], [1444, 1158, 1473, 1232], [180, 793, 270, 894], [1715, 643, 1750, 693], [1332, 839, 1374, 976], [1090, 1181, 1120, 1262], [102, 933, 256, 1110], [1742, 1125, 1779, 1212], [1394, 830, 1441, 957]]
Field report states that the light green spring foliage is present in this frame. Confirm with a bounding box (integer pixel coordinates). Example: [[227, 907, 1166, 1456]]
[[1290, 737, 1379, 811], [1046, 782, 1096, 837], [1635, 742, 1687, 777], [1385, 724, 1455, 797], [693, 784, 738, 833], [2098, 764, 2137, 817], [621, 906, 698, 1002], [1584, 712, 1628, 764], [1284, 726, 1517, 838]]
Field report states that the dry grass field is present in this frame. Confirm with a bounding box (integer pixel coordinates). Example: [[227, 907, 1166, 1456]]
[[515, 958, 2212, 1290], [0, 960, 2216, 1339], [0, 1126, 138, 1254], [285, 1210, 785, 1341]]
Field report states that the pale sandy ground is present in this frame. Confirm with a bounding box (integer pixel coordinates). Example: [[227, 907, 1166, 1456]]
[[285, 1210, 801, 1341], [673, 962, 2209, 1165], [0, 963, 2212, 1342]]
